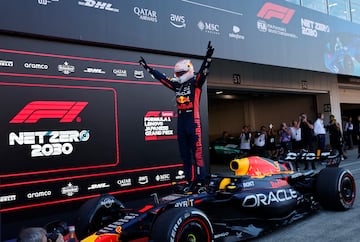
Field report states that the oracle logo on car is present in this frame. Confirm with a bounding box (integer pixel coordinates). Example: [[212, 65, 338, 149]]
[[9, 101, 88, 123], [257, 2, 295, 24], [242, 188, 297, 207]]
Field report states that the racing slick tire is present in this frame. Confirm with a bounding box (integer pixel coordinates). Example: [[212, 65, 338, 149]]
[[150, 207, 214, 242], [76, 194, 125, 240], [316, 167, 356, 211]]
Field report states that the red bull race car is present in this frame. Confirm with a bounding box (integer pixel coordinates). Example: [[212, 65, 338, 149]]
[[77, 151, 356, 242]]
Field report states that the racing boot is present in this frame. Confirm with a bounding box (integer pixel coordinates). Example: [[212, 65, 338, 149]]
[[173, 181, 196, 194]]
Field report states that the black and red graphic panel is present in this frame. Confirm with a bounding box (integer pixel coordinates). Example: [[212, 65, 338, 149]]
[[0, 82, 118, 176], [0, 35, 209, 242], [0, 34, 209, 221]]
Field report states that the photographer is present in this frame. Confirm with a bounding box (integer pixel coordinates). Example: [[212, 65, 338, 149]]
[[279, 122, 292, 155], [18, 227, 64, 242], [267, 124, 278, 159], [299, 113, 315, 170], [313, 113, 326, 151], [253, 125, 267, 157]]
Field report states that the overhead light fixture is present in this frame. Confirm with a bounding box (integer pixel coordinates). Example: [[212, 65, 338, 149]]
[[223, 94, 236, 99], [215, 91, 223, 95]]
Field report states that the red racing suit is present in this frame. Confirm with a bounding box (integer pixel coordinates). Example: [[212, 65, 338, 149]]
[[147, 56, 212, 183]]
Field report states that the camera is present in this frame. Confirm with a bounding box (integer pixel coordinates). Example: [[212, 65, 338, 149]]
[[45, 221, 68, 242]]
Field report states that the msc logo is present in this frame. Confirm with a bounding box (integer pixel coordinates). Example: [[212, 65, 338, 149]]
[[257, 2, 295, 24], [10, 101, 88, 123]]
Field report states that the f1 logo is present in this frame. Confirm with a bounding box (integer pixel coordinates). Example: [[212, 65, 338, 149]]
[[257, 2, 295, 24], [10, 101, 88, 123]]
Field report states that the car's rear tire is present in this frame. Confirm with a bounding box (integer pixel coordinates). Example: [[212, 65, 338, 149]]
[[150, 207, 214, 242], [316, 167, 356, 210]]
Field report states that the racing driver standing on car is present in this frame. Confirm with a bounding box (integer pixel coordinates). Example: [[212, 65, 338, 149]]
[[139, 42, 214, 192]]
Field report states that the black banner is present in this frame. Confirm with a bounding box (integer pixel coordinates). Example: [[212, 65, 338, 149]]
[[1, 0, 360, 76], [0, 34, 209, 214]]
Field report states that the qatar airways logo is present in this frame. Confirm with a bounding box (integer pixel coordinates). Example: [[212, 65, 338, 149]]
[[134, 6, 157, 22], [9, 101, 90, 157], [257, 2, 295, 24]]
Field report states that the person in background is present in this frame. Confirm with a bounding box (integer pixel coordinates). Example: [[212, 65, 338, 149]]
[[239, 125, 252, 156], [330, 118, 347, 160], [279, 122, 292, 156], [356, 115, 360, 159], [253, 125, 267, 157], [267, 123, 278, 159], [313, 113, 326, 151], [290, 120, 302, 151], [328, 115, 344, 158], [18, 227, 64, 242], [221, 131, 230, 142], [299, 113, 315, 169], [327, 114, 336, 147], [344, 116, 354, 150]]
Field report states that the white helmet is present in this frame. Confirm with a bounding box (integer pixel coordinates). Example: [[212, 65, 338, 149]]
[[174, 59, 194, 83]]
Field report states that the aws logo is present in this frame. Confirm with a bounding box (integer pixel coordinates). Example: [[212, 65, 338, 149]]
[[257, 2, 295, 24], [10, 101, 88, 124]]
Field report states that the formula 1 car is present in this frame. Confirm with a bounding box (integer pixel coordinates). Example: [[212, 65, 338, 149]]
[[209, 136, 242, 163], [77, 151, 356, 242]]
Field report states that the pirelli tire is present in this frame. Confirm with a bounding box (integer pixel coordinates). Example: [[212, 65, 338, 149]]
[[316, 167, 356, 211], [150, 207, 214, 242]]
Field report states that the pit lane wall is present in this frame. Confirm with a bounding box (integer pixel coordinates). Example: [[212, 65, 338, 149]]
[[1, 0, 360, 77], [0, 34, 209, 239]]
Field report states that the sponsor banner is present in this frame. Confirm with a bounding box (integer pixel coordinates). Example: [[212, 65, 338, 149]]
[[0, 60, 14, 67], [1, 0, 360, 76], [0, 36, 209, 217], [0, 48, 164, 82], [0, 167, 183, 211], [144, 111, 177, 141], [0, 37, 212, 242], [37, 0, 61, 6], [78, 0, 119, 13], [0, 83, 118, 175]]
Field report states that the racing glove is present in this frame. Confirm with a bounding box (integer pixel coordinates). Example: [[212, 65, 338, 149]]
[[139, 56, 153, 72], [205, 41, 214, 59]]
